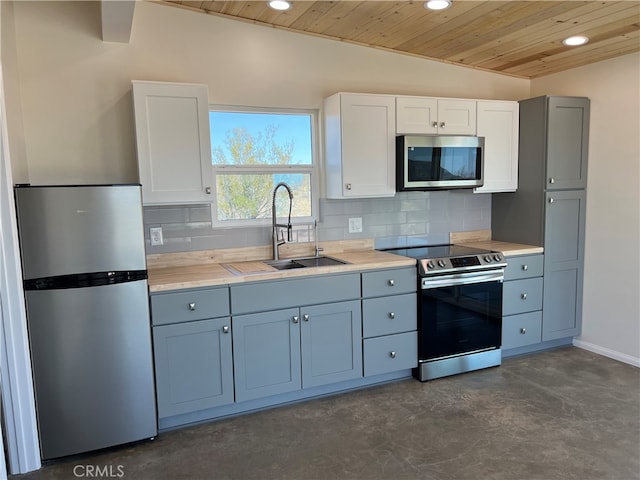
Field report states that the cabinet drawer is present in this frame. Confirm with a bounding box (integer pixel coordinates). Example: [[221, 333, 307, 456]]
[[151, 287, 230, 325], [230, 273, 360, 315], [504, 254, 544, 281], [362, 293, 417, 338], [502, 311, 542, 349], [503, 277, 543, 315], [363, 331, 417, 377], [362, 268, 416, 298]]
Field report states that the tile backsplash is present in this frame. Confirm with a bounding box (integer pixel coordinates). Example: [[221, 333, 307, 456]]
[[143, 190, 491, 254]]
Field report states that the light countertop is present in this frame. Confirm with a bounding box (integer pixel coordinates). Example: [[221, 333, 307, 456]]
[[455, 240, 544, 257], [148, 249, 416, 293]]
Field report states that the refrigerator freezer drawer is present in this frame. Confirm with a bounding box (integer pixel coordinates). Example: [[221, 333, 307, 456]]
[[26, 280, 157, 459]]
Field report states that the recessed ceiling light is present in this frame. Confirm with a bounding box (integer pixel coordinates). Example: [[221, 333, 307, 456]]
[[424, 0, 452, 11], [562, 35, 589, 46], [268, 0, 291, 11]]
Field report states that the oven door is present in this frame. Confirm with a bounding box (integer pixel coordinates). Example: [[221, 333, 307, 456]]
[[419, 270, 503, 361]]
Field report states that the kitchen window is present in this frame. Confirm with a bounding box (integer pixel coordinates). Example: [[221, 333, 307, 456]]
[[209, 107, 317, 225]]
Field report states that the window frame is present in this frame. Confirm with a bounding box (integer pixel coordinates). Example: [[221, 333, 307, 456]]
[[209, 105, 319, 228]]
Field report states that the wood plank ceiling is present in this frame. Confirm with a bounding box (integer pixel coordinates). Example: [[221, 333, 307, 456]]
[[158, 0, 640, 79]]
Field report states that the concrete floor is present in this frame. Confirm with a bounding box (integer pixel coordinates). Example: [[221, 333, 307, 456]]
[[12, 346, 640, 480]]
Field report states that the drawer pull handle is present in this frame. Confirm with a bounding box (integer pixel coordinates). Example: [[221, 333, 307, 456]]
[[188, 302, 196, 311], [522, 265, 528, 271], [303, 314, 310, 322], [390, 351, 396, 359], [520, 328, 527, 334], [222, 325, 230, 334], [388, 312, 395, 319], [388, 279, 395, 286], [292, 316, 299, 324], [346, 183, 352, 190], [521, 293, 527, 300]]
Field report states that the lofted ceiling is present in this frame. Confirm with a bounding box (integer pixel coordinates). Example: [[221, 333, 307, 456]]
[[157, 0, 640, 79]]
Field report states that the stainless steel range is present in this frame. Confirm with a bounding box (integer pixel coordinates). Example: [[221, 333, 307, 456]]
[[382, 245, 507, 381]]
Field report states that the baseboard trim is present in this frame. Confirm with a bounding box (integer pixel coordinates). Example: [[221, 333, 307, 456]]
[[573, 339, 640, 367]]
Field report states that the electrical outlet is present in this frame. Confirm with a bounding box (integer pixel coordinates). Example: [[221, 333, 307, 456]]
[[348, 217, 363, 233], [150, 227, 164, 246]]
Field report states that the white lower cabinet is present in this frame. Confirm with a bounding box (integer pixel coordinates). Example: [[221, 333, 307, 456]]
[[501, 254, 544, 350]]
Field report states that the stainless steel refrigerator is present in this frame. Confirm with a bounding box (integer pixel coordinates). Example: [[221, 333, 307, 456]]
[[14, 184, 157, 460]]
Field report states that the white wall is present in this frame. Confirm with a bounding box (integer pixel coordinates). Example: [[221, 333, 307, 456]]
[[7, 0, 528, 185], [532, 53, 640, 365]]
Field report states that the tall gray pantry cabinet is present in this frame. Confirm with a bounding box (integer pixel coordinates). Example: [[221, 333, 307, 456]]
[[492, 96, 589, 342]]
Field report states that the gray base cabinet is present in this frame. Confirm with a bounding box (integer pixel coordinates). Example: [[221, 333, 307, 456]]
[[233, 300, 363, 402], [542, 190, 586, 340], [150, 286, 233, 420], [151, 268, 417, 429], [232, 308, 301, 402], [501, 254, 544, 350], [301, 301, 362, 388], [153, 317, 234, 417], [361, 268, 418, 376]]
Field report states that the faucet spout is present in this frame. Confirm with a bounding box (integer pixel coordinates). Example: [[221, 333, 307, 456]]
[[272, 182, 294, 261]]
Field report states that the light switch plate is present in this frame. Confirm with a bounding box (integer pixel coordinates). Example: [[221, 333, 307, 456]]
[[150, 226, 164, 246], [348, 217, 363, 233]]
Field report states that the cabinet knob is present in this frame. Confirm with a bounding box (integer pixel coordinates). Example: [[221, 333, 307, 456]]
[[205, 187, 212, 194], [222, 325, 230, 334], [390, 351, 396, 359], [388, 279, 395, 286], [522, 264, 528, 271], [549, 197, 554, 204], [520, 328, 527, 334], [521, 293, 527, 300], [388, 312, 395, 319], [292, 316, 299, 324], [439, 122, 445, 128], [303, 314, 310, 322], [549, 177, 555, 184], [346, 183, 352, 190], [432, 121, 438, 128], [188, 302, 196, 311]]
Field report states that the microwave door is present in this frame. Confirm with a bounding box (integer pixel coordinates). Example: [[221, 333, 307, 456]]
[[407, 146, 438, 183]]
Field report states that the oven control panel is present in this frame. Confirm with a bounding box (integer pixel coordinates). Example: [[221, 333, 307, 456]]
[[419, 252, 506, 275]]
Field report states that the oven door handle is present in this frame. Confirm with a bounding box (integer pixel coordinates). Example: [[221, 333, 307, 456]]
[[421, 270, 504, 289]]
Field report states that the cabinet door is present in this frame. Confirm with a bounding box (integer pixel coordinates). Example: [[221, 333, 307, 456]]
[[546, 97, 590, 190], [153, 317, 233, 418], [396, 97, 438, 134], [132, 81, 212, 204], [335, 94, 396, 198], [233, 308, 301, 402], [542, 190, 586, 340], [437, 99, 477, 135], [300, 301, 362, 388], [474, 101, 519, 193]]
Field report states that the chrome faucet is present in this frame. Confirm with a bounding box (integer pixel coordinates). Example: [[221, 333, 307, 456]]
[[272, 182, 294, 261]]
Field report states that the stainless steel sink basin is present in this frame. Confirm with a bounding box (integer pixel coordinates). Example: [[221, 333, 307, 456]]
[[266, 256, 347, 270]]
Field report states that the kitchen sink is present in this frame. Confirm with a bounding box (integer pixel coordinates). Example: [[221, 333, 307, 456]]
[[266, 256, 347, 270]]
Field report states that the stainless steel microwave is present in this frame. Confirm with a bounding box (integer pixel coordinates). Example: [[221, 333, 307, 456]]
[[396, 135, 484, 191]]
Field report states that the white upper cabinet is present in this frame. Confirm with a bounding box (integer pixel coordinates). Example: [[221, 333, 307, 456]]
[[474, 101, 519, 193], [396, 97, 477, 135], [324, 93, 396, 198], [132, 81, 213, 205]]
